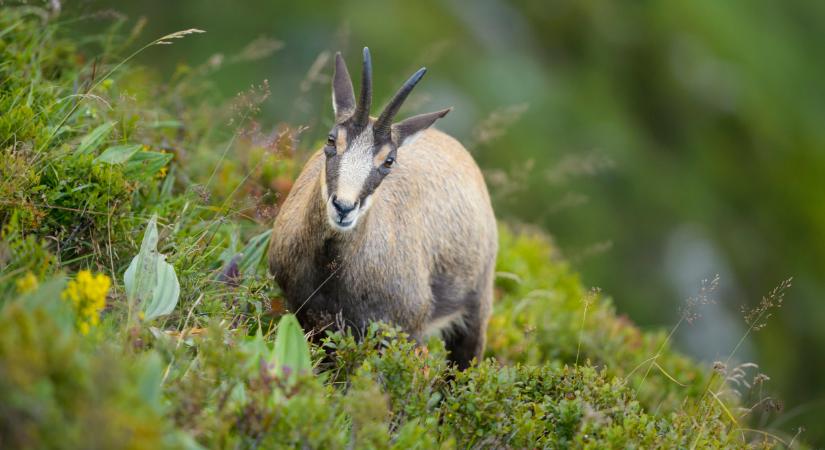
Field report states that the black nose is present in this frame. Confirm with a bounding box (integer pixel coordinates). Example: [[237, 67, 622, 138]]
[[331, 196, 356, 215]]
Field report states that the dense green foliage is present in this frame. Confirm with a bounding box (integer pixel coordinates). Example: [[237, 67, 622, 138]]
[[0, 6, 804, 448], [88, 0, 825, 438]]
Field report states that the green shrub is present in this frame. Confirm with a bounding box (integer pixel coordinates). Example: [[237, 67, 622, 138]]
[[37, 154, 134, 257], [490, 226, 711, 412], [0, 280, 180, 450]]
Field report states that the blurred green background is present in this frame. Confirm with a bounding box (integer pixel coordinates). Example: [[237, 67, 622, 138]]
[[72, 0, 824, 442]]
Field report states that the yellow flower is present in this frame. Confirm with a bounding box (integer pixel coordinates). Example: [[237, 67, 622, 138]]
[[15, 272, 39, 294], [157, 149, 170, 179], [61, 270, 111, 334]]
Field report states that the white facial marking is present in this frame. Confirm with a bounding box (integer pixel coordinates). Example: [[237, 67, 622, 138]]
[[325, 127, 375, 232], [335, 128, 374, 204]]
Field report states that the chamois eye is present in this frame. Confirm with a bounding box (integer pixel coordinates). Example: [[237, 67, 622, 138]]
[[383, 156, 395, 168], [324, 135, 336, 157]]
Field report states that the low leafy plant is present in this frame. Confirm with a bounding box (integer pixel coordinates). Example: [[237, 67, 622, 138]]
[[124, 214, 181, 322]]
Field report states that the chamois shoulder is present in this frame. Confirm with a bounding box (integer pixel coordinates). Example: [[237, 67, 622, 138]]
[[403, 127, 464, 154], [400, 128, 487, 186]]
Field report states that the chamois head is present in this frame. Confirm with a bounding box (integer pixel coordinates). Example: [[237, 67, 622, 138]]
[[321, 47, 451, 231]]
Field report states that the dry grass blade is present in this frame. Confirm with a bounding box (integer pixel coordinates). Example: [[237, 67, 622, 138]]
[[738, 428, 788, 447], [653, 362, 687, 387], [155, 28, 206, 45], [710, 390, 740, 427]]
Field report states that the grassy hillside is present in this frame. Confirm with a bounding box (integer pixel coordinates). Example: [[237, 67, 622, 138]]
[[0, 8, 798, 448]]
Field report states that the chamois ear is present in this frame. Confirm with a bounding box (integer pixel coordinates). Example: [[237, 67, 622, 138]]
[[332, 52, 356, 122], [391, 108, 451, 147]]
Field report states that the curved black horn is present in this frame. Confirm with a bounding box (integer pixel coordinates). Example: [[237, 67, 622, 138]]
[[353, 47, 373, 127], [374, 67, 427, 139]]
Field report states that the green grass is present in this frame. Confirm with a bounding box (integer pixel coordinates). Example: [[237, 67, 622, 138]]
[[0, 7, 802, 449]]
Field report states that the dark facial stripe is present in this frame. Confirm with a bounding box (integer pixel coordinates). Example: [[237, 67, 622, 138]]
[[325, 152, 341, 198], [358, 167, 388, 205]]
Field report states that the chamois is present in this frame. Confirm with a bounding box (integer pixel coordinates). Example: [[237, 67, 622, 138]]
[[268, 48, 497, 369]]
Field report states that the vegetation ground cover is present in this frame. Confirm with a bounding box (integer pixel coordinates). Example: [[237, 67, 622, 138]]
[[0, 8, 800, 449]]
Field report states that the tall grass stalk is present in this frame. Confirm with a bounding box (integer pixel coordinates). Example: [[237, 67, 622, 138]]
[[35, 28, 205, 158], [690, 277, 793, 449]]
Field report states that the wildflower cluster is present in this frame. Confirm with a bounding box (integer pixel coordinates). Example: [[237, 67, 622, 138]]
[[61, 270, 111, 334], [15, 272, 39, 294]]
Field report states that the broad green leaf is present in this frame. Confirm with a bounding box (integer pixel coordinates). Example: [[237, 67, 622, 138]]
[[124, 151, 173, 179], [142, 254, 180, 320], [94, 144, 142, 164], [238, 229, 272, 276], [76, 121, 115, 154], [135, 352, 163, 407], [125, 215, 159, 306], [124, 214, 180, 321], [273, 314, 312, 377]]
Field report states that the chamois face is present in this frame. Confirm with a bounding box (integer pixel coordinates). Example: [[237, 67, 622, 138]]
[[322, 121, 395, 231], [323, 47, 451, 232]]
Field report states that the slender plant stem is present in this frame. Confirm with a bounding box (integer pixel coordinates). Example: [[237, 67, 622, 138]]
[[35, 29, 204, 158]]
